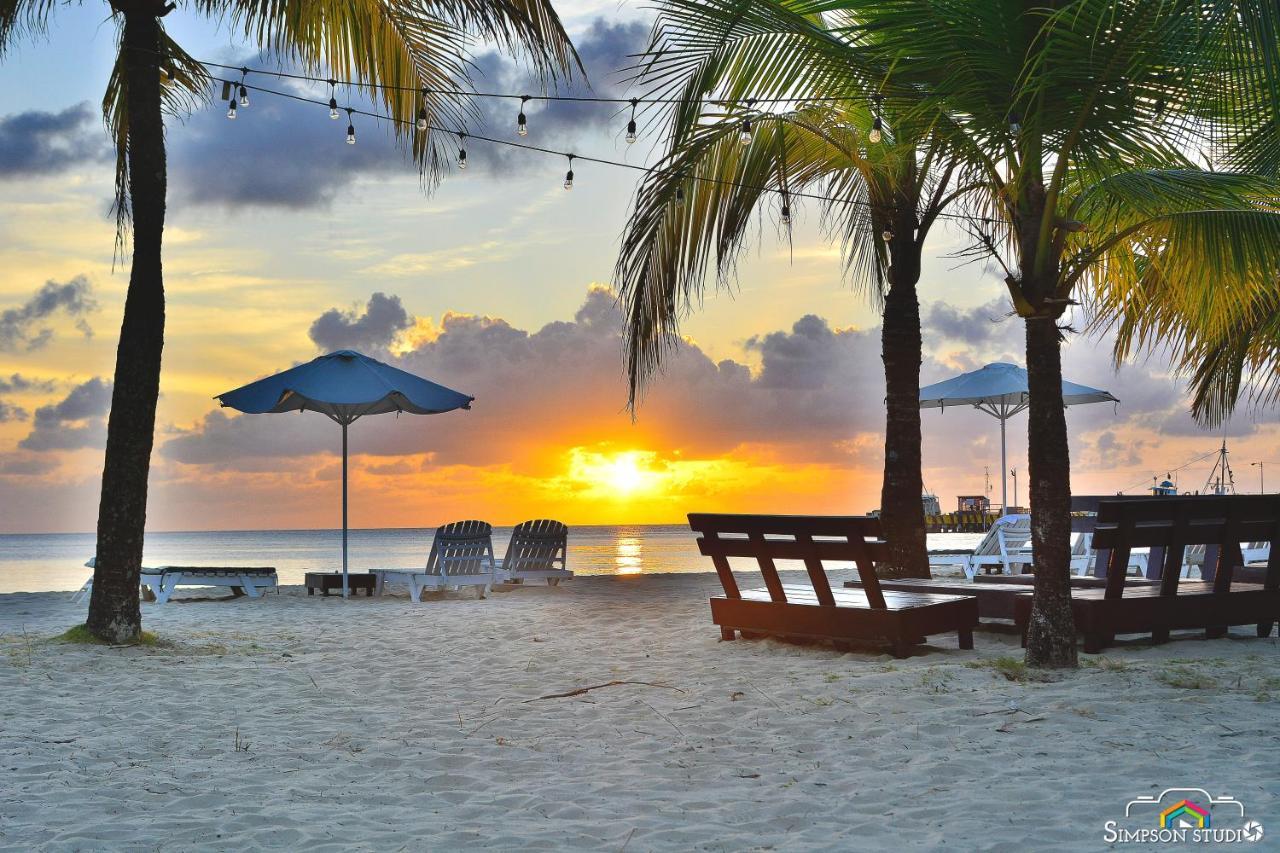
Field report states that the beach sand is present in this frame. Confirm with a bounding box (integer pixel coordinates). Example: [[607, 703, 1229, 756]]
[[2, 571, 1277, 851]]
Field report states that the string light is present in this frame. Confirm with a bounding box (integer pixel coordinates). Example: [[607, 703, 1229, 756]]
[[739, 98, 756, 146], [517, 95, 530, 136], [417, 89, 428, 131], [1009, 110, 1022, 133], [563, 154, 575, 190], [882, 225, 895, 242], [869, 95, 883, 144], [345, 108, 356, 145], [238, 68, 249, 107], [781, 193, 792, 226], [328, 79, 339, 119], [626, 98, 638, 144], [200, 74, 1006, 227], [226, 94, 237, 120], [458, 133, 468, 170]]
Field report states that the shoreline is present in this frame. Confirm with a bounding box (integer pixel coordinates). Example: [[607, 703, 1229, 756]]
[[3, 572, 1278, 850]]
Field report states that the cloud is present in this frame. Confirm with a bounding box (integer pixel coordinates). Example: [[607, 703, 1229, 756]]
[[467, 18, 651, 172], [308, 292, 412, 351], [167, 52, 406, 210], [162, 286, 891, 470], [0, 400, 26, 422], [0, 276, 96, 352], [923, 297, 1014, 344], [0, 103, 110, 177], [19, 378, 112, 451], [0, 374, 56, 393]]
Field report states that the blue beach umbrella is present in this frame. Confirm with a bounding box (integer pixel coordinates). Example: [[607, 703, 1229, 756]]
[[217, 350, 474, 597], [919, 362, 1118, 510]]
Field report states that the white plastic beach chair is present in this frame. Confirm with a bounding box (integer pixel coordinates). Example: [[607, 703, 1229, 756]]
[[372, 520, 497, 601], [962, 514, 1034, 578], [72, 559, 278, 604], [497, 519, 572, 585]]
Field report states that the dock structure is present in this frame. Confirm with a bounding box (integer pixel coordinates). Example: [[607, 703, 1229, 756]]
[[925, 512, 1000, 533]]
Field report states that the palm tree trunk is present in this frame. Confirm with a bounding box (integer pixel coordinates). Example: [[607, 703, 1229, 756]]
[[1021, 316, 1077, 667], [86, 3, 168, 642], [877, 235, 929, 578]]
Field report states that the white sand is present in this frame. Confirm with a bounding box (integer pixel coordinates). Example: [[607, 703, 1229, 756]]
[[2, 571, 1277, 851]]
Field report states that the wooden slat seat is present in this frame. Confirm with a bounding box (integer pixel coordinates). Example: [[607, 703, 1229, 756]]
[[690, 513, 978, 658], [1013, 496, 1280, 652]]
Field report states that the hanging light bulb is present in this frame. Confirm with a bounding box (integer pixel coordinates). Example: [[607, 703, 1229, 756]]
[[238, 70, 249, 106], [626, 98, 638, 144], [417, 90, 428, 131], [739, 98, 756, 145], [869, 95, 883, 143], [781, 197, 792, 227], [563, 154, 575, 190], [328, 81, 339, 119], [517, 95, 530, 136], [675, 185, 685, 207], [1009, 110, 1022, 134], [226, 97, 237, 120], [457, 134, 468, 170], [882, 226, 895, 242], [345, 109, 356, 145]]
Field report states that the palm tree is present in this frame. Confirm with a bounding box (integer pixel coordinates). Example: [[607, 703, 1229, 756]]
[[0, 0, 578, 642], [856, 0, 1280, 666], [617, 0, 975, 576]]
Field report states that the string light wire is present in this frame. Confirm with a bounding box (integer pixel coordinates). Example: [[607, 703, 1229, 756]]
[[198, 72, 1002, 225]]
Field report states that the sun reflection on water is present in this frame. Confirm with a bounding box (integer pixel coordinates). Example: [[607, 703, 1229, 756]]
[[615, 535, 643, 575]]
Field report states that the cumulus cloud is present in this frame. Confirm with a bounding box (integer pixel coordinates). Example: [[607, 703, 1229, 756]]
[[0, 103, 110, 177], [0, 400, 26, 422], [0, 276, 96, 351], [19, 378, 112, 451], [923, 297, 1014, 344], [162, 286, 890, 470], [308, 292, 412, 351]]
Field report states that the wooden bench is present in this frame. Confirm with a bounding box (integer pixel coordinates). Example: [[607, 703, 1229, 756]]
[[689, 513, 978, 657], [1014, 496, 1280, 652]]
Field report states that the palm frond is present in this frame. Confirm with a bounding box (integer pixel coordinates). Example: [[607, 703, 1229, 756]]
[[103, 26, 211, 260]]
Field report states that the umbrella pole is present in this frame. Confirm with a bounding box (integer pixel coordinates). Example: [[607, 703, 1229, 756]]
[[342, 421, 349, 599], [999, 413, 1008, 512]]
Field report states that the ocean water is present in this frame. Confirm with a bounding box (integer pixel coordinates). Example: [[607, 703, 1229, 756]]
[[0, 526, 983, 594]]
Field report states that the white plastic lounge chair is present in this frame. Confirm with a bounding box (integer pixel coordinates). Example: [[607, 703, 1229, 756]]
[[372, 520, 497, 601], [497, 519, 572, 585], [72, 559, 278, 604], [962, 514, 1033, 578]]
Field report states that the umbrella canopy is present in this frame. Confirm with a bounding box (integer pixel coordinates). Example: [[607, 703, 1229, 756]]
[[217, 350, 473, 597], [919, 362, 1118, 509], [919, 361, 1119, 412], [218, 349, 473, 423]]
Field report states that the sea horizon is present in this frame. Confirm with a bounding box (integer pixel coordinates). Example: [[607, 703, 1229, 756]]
[[0, 524, 983, 594]]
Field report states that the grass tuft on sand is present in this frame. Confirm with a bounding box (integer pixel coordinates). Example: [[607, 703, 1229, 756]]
[[57, 624, 165, 647], [967, 656, 1058, 683]]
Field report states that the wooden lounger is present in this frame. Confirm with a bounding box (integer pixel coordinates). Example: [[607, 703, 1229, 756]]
[[1013, 495, 1280, 652], [846, 575, 1160, 622], [73, 561, 278, 604], [689, 513, 978, 658]]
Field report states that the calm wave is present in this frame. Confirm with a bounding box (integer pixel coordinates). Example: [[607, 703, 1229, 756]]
[[0, 526, 983, 594]]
